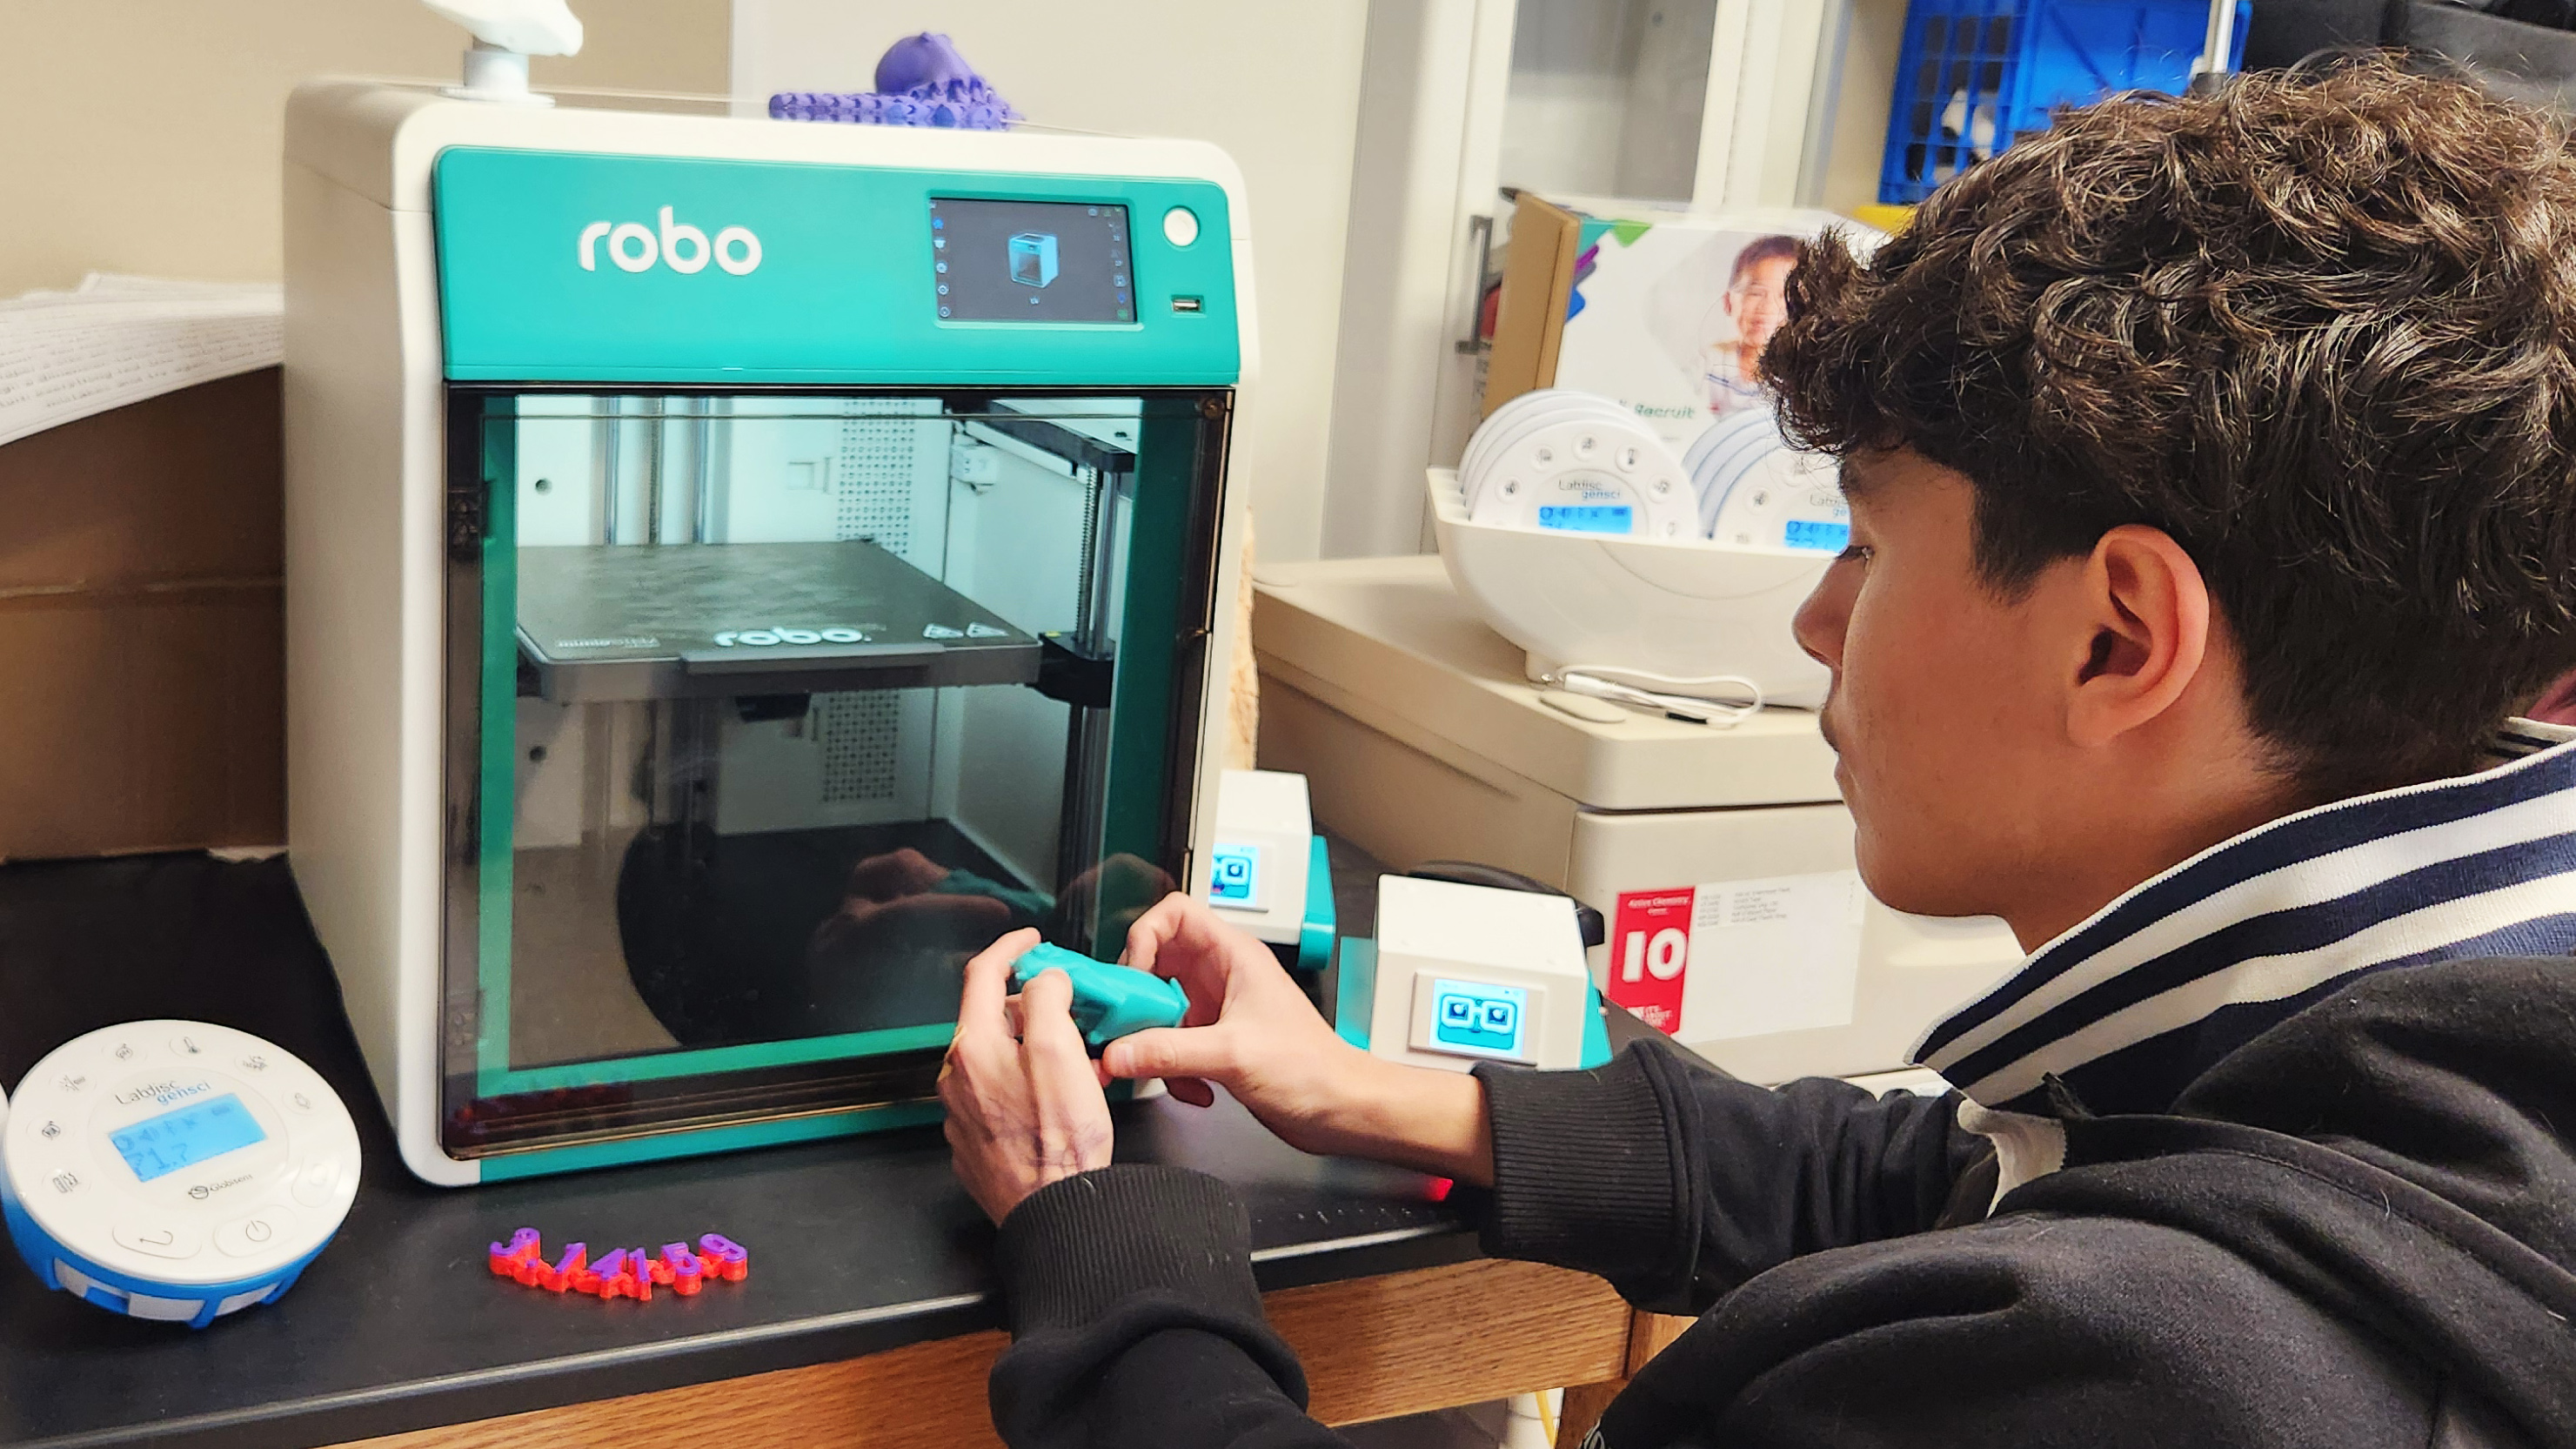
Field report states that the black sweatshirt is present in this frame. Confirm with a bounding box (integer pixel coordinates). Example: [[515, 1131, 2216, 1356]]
[[987, 956, 2576, 1448]]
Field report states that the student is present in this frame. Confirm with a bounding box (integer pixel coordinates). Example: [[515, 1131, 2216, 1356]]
[[939, 60, 2576, 1448]]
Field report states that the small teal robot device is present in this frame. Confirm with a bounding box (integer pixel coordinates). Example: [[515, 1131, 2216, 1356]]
[[283, 73, 1255, 1184], [1, 1022, 361, 1325], [1196, 768, 1336, 976], [1335, 877, 1613, 1072]]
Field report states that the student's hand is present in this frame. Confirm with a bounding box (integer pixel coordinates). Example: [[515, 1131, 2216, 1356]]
[[941, 928, 1114, 1223], [1102, 894, 1495, 1185]]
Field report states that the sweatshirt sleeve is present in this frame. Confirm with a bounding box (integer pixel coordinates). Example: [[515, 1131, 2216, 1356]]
[[1471, 1039, 1978, 1316], [1591, 1210, 2436, 1449], [987, 1164, 1355, 1449]]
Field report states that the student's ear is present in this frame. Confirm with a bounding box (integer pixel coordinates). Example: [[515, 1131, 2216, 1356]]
[[2065, 525, 2211, 748]]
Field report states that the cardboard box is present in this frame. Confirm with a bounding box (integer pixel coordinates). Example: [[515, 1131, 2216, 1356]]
[[1479, 194, 1582, 419], [0, 369, 284, 860]]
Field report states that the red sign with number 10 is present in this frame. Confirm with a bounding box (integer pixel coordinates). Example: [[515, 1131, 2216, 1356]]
[[1609, 889, 1694, 1032]]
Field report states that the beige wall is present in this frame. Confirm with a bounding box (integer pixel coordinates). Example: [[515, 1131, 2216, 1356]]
[[0, 0, 731, 297], [733, 1, 1373, 563], [0, 0, 1362, 560]]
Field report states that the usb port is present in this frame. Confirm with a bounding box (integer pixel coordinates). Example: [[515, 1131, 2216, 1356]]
[[1170, 296, 1203, 313]]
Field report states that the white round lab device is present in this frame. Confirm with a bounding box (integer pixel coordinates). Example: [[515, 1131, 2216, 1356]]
[[1462, 389, 1632, 497], [0, 1021, 360, 1328], [1463, 409, 1696, 540], [1688, 407, 1850, 552]]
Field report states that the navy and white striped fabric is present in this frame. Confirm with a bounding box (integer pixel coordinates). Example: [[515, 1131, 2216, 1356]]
[[1915, 719, 2576, 1115]]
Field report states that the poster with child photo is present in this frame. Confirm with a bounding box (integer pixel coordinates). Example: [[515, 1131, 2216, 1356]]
[[1544, 211, 1871, 463]]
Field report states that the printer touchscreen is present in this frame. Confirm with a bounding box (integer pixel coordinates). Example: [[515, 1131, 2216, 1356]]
[[929, 198, 1135, 324]]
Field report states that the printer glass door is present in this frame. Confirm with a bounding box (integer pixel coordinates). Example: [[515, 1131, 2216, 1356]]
[[438, 391, 1226, 1157]]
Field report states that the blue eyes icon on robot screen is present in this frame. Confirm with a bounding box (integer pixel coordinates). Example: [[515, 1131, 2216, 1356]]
[[1428, 979, 1528, 1058], [1008, 232, 1060, 289]]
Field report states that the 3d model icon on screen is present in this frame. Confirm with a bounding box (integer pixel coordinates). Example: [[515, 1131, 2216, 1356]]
[[1008, 231, 1059, 288]]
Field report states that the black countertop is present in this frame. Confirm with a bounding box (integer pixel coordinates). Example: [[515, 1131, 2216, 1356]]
[[0, 852, 1473, 1449]]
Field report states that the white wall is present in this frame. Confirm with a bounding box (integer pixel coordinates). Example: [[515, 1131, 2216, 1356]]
[[1321, 0, 1510, 560], [0, 0, 731, 298], [732, 1, 1373, 564]]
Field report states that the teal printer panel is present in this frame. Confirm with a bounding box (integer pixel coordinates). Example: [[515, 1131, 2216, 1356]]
[[432, 148, 1239, 386]]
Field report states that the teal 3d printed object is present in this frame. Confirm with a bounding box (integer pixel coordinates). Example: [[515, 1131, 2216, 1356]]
[[1010, 942, 1190, 1047]]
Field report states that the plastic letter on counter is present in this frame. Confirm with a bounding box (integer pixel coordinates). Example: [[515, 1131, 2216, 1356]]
[[662, 1241, 704, 1295], [699, 1233, 750, 1283], [489, 1227, 542, 1277]]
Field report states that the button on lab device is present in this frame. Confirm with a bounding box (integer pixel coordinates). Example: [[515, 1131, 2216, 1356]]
[[1161, 205, 1200, 247], [113, 1221, 203, 1261], [217, 1210, 293, 1258], [291, 1157, 340, 1208]]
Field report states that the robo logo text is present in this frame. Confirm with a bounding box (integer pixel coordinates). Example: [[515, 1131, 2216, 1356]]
[[579, 207, 762, 276]]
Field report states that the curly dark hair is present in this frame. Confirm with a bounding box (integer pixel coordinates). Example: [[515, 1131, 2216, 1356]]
[[1765, 57, 2576, 801]]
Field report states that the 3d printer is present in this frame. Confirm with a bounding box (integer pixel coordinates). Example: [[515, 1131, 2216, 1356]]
[[283, 82, 1253, 1184]]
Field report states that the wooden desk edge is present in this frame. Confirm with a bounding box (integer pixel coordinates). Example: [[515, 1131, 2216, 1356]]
[[338, 1258, 1636, 1449]]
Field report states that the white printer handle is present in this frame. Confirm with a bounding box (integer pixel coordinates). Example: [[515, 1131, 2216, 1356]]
[[423, 0, 585, 105]]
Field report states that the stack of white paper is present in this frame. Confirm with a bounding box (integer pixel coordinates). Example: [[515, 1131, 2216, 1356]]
[[0, 273, 284, 448]]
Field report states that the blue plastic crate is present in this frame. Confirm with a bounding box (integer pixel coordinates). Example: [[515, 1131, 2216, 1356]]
[[1878, 0, 2249, 205]]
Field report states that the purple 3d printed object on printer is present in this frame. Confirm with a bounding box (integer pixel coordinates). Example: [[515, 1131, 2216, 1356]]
[[770, 31, 1019, 131]]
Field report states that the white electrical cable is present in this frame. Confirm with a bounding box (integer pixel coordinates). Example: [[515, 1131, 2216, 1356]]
[[1541, 664, 1766, 727]]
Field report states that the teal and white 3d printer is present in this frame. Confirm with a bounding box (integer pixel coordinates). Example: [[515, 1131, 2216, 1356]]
[[282, 80, 1255, 1184]]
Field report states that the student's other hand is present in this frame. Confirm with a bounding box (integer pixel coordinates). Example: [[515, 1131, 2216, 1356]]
[[1102, 894, 1494, 1185], [1101, 891, 1354, 1119], [941, 928, 1114, 1223]]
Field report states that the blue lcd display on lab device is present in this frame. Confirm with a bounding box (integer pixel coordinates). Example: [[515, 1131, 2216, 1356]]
[[109, 1093, 267, 1183], [1783, 519, 1851, 551], [1536, 505, 1633, 534]]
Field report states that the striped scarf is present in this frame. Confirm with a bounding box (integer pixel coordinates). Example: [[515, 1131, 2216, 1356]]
[[1917, 718, 2576, 1116]]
